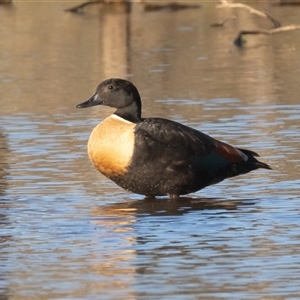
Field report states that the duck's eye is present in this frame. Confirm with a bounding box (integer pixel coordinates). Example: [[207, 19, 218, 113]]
[[108, 85, 114, 90]]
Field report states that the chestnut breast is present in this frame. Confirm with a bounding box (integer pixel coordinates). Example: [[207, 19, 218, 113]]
[[87, 114, 136, 178]]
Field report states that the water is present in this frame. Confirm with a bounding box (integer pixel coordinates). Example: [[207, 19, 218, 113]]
[[1, 1, 300, 299]]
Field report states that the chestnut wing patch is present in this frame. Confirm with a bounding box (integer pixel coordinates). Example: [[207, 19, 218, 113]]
[[214, 140, 247, 163]]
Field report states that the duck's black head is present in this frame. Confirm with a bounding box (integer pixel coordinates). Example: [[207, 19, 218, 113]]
[[76, 78, 142, 123]]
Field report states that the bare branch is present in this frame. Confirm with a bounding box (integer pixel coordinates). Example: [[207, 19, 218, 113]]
[[216, 0, 281, 28], [234, 25, 300, 47], [269, 24, 300, 33]]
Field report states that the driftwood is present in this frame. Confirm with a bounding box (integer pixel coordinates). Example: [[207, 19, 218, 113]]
[[65, 0, 201, 14], [216, 0, 300, 47], [275, 0, 300, 5]]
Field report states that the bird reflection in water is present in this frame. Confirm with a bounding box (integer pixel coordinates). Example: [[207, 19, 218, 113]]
[[92, 196, 256, 217]]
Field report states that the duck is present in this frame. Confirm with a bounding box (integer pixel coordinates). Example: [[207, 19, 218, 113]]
[[76, 78, 271, 199]]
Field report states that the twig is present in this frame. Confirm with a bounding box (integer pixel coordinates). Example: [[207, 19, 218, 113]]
[[65, 0, 104, 13], [210, 16, 237, 27]]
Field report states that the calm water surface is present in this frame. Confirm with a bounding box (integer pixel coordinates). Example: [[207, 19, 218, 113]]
[[1, 2, 300, 299]]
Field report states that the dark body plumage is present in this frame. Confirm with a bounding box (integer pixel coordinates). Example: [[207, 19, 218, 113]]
[[77, 78, 271, 199]]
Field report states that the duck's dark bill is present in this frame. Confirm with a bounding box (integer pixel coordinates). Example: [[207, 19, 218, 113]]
[[76, 94, 103, 108]]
